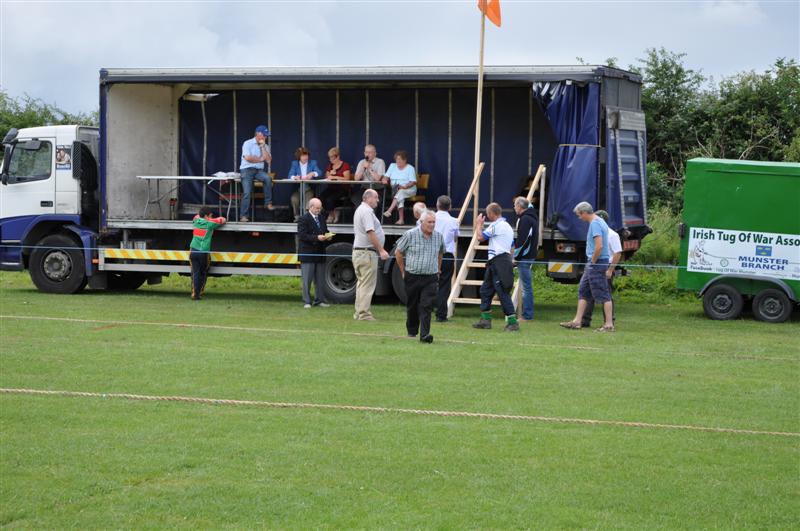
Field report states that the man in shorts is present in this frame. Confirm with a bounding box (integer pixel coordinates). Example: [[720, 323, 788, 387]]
[[560, 202, 615, 332]]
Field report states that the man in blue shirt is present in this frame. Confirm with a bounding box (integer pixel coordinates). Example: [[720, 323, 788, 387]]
[[560, 201, 615, 332], [239, 125, 273, 222]]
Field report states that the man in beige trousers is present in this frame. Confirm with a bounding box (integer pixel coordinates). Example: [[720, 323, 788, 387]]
[[352, 189, 390, 320]]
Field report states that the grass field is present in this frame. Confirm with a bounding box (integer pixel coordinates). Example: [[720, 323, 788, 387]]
[[1, 271, 798, 528]]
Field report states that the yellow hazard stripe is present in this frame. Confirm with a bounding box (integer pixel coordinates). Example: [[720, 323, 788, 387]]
[[547, 261, 574, 274], [103, 249, 298, 264]]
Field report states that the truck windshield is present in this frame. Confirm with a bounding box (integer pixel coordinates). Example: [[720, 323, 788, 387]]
[[8, 141, 52, 183]]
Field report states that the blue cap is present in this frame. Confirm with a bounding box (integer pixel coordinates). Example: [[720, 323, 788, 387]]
[[255, 125, 271, 137]]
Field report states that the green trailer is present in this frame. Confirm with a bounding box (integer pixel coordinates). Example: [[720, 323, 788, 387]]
[[677, 158, 800, 323]]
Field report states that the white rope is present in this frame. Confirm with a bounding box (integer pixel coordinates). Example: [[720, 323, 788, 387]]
[[1, 388, 796, 438]]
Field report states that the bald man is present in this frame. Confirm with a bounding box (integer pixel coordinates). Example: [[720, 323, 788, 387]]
[[297, 198, 333, 308]]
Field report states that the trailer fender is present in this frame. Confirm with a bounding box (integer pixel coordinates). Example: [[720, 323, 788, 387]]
[[699, 274, 797, 303]]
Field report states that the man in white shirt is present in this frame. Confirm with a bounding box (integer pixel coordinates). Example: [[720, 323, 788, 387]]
[[472, 203, 518, 332], [433, 195, 460, 322], [352, 189, 390, 321], [581, 210, 622, 327]]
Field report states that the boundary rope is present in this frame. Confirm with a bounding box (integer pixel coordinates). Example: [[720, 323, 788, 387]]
[[1, 388, 796, 438]]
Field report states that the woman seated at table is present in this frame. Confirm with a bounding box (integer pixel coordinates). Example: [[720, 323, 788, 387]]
[[288, 147, 323, 219], [382, 150, 417, 225], [320, 146, 352, 224]]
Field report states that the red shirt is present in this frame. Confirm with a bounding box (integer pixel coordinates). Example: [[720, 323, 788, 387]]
[[326, 161, 351, 179]]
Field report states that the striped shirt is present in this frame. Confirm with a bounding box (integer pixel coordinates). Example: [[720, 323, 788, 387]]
[[190, 215, 225, 252], [396, 228, 445, 275]]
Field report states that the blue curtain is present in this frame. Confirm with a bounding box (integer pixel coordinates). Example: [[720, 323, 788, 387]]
[[535, 82, 600, 241]]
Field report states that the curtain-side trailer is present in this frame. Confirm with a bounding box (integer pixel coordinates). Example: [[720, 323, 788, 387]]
[[0, 66, 649, 301]]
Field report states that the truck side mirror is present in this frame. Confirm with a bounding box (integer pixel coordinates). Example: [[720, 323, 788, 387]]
[[0, 143, 12, 185]]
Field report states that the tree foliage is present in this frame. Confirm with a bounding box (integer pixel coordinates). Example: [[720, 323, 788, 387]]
[[632, 49, 800, 212], [0, 90, 97, 137]]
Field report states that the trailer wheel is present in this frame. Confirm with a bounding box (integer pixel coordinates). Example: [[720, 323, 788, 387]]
[[752, 289, 792, 323], [391, 262, 407, 304], [702, 284, 743, 320], [322, 242, 356, 304], [29, 234, 87, 294], [106, 272, 147, 291]]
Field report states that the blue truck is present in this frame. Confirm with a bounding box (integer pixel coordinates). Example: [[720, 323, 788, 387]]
[[1, 66, 649, 301]]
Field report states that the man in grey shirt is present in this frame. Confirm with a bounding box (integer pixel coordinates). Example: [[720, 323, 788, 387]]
[[395, 210, 445, 343], [352, 144, 388, 208], [352, 189, 389, 321]]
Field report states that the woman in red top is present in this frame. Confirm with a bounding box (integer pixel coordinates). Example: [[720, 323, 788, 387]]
[[321, 146, 352, 224]]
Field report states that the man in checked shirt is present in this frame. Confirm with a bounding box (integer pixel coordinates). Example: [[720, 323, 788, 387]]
[[394, 210, 445, 343]]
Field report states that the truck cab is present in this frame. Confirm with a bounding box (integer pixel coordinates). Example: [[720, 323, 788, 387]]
[[1, 125, 100, 289]]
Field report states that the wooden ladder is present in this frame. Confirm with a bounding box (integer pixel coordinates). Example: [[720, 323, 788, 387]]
[[447, 164, 546, 318]]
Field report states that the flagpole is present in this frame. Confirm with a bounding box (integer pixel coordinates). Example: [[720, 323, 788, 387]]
[[473, 11, 486, 222]]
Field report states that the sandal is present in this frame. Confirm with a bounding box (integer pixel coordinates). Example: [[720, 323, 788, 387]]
[[595, 325, 615, 333], [559, 321, 582, 330], [383, 211, 392, 218], [394, 220, 405, 225]]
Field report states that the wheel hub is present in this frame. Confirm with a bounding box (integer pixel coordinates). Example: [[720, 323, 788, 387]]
[[712, 294, 732, 313], [760, 296, 782, 317], [42, 250, 72, 282], [328, 259, 356, 293]]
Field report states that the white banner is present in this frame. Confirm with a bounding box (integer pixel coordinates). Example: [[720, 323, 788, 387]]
[[687, 227, 800, 281]]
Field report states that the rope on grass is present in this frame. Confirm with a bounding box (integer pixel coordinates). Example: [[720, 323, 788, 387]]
[[1, 388, 797, 438]]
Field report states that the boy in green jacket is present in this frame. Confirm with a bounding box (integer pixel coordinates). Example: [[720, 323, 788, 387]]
[[190, 206, 226, 300]]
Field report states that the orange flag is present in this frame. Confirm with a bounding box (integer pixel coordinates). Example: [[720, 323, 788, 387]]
[[477, 0, 501, 27]]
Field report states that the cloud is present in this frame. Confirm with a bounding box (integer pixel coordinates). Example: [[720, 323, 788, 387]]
[[699, 1, 768, 26], [0, 0, 796, 114]]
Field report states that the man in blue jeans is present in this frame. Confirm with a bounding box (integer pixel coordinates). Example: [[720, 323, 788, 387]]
[[513, 197, 539, 321], [560, 201, 615, 332], [239, 125, 273, 222]]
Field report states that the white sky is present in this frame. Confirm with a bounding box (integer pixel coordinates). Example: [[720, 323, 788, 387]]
[[1, 0, 798, 114]]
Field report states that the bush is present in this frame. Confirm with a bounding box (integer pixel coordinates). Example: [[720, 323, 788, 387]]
[[631, 205, 681, 266]]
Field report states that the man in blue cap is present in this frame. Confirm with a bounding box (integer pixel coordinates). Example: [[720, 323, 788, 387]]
[[239, 125, 273, 222]]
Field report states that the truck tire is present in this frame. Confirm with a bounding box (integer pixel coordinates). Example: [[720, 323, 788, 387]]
[[29, 234, 87, 294], [752, 288, 792, 323], [391, 262, 407, 304], [106, 272, 147, 291], [322, 242, 356, 304], [702, 284, 743, 320]]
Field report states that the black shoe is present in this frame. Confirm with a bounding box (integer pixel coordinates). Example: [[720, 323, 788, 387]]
[[472, 318, 492, 329], [504, 322, 520, 332], [436, 317, 449, 323], [420, 334, 434, 343], [407, 333, 417, 338]]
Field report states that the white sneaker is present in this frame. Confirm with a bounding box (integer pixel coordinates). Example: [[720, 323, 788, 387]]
[[317, 302, 330, 308], [303, 304, 312, 309]]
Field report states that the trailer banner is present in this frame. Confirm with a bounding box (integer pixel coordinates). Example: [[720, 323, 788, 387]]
[[687, 227, 800, 281]]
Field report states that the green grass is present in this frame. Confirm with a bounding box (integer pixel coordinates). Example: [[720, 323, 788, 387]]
[[1, 271, 798, 528]]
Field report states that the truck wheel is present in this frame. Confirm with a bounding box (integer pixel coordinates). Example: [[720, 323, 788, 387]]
[[702, 284, 743, 320], [106, 272, 147, 291], [752, 289, 792, 323], [391, 262, 407, 304], [322, 242, 356, 304], [29, 234, 87, 294]]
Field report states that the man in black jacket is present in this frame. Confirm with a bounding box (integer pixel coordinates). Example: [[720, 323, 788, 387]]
[[297, 198, 333, 308], [513, 197, 539, 321]]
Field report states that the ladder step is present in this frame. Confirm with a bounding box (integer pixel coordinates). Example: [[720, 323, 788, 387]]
[[473, 245, 489, 251], [467, 262, 486, 268], [453, 297, 502, 306], [460, 280, 484, 286]]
